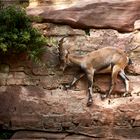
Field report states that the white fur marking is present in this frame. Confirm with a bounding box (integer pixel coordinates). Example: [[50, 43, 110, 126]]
[[125, 80, 129, 92], [92, 69, 95, 75], [89, 87, 93, 95], [71, 77, 77, 85], [127, 56, 129, 63], [81, 62, 87, 69]]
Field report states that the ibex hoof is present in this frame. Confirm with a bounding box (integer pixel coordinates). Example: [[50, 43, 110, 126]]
[[123, 92, 127, 97], [123, 92, 131, 97], [63, 84, 71, 90], [101, 94, 107, 100], [87, 99, 93, 107]]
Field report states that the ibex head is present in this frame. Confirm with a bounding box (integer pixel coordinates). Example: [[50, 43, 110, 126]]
[[58, 36, 70, 71]]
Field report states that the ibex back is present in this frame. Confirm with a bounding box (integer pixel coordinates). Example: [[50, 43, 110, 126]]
[[58, 37, 130, 106]]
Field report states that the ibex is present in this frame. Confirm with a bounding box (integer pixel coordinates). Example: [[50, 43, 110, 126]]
[[58, 36, 132, 106]]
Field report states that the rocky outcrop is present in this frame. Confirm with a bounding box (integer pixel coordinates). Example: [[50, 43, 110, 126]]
[[27, 0, 140, 32], [11, 131, 95, 140], [0, 23, 140, 139], [1, 86, 140, 139]]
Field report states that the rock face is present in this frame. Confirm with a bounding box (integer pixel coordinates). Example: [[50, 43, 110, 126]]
[[1, 2, 140, 139], [0, 22, 140, 139], [27, 0, 140, 32], [11, 131, 95, 140], [1, 86, 140, 139]]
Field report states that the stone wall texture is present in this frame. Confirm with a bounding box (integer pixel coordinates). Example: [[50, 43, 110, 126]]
[[27, 0, 140, 32], [1, 0, 140, 139]]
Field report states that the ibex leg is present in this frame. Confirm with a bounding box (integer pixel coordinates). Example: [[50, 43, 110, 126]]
[[86, 69, 95, 106], [70, 73, 85, 87], [119, 70, 129, 96], [106, 65, 120, 98], [65, 73, 85, 89]]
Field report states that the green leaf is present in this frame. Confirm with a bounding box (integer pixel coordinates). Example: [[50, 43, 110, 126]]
[[0, 43, 7, 52], [0, 5, 52, 65]]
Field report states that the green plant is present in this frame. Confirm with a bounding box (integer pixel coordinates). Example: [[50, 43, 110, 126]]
[[0, 5, 47, 64], [0, 130, 14, 139]]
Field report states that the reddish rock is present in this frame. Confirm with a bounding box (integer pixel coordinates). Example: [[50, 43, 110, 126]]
[[0, 20, 140, 139], [27, 0, 140, 32], [0, 86, 140, 139], [32, 23, 85, 36], [11, 131, 68, 140], [11, 131, 101, 140]]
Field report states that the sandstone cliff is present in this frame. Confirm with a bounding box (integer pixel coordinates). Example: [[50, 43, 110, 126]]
[[0, 0, 140, 139]]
